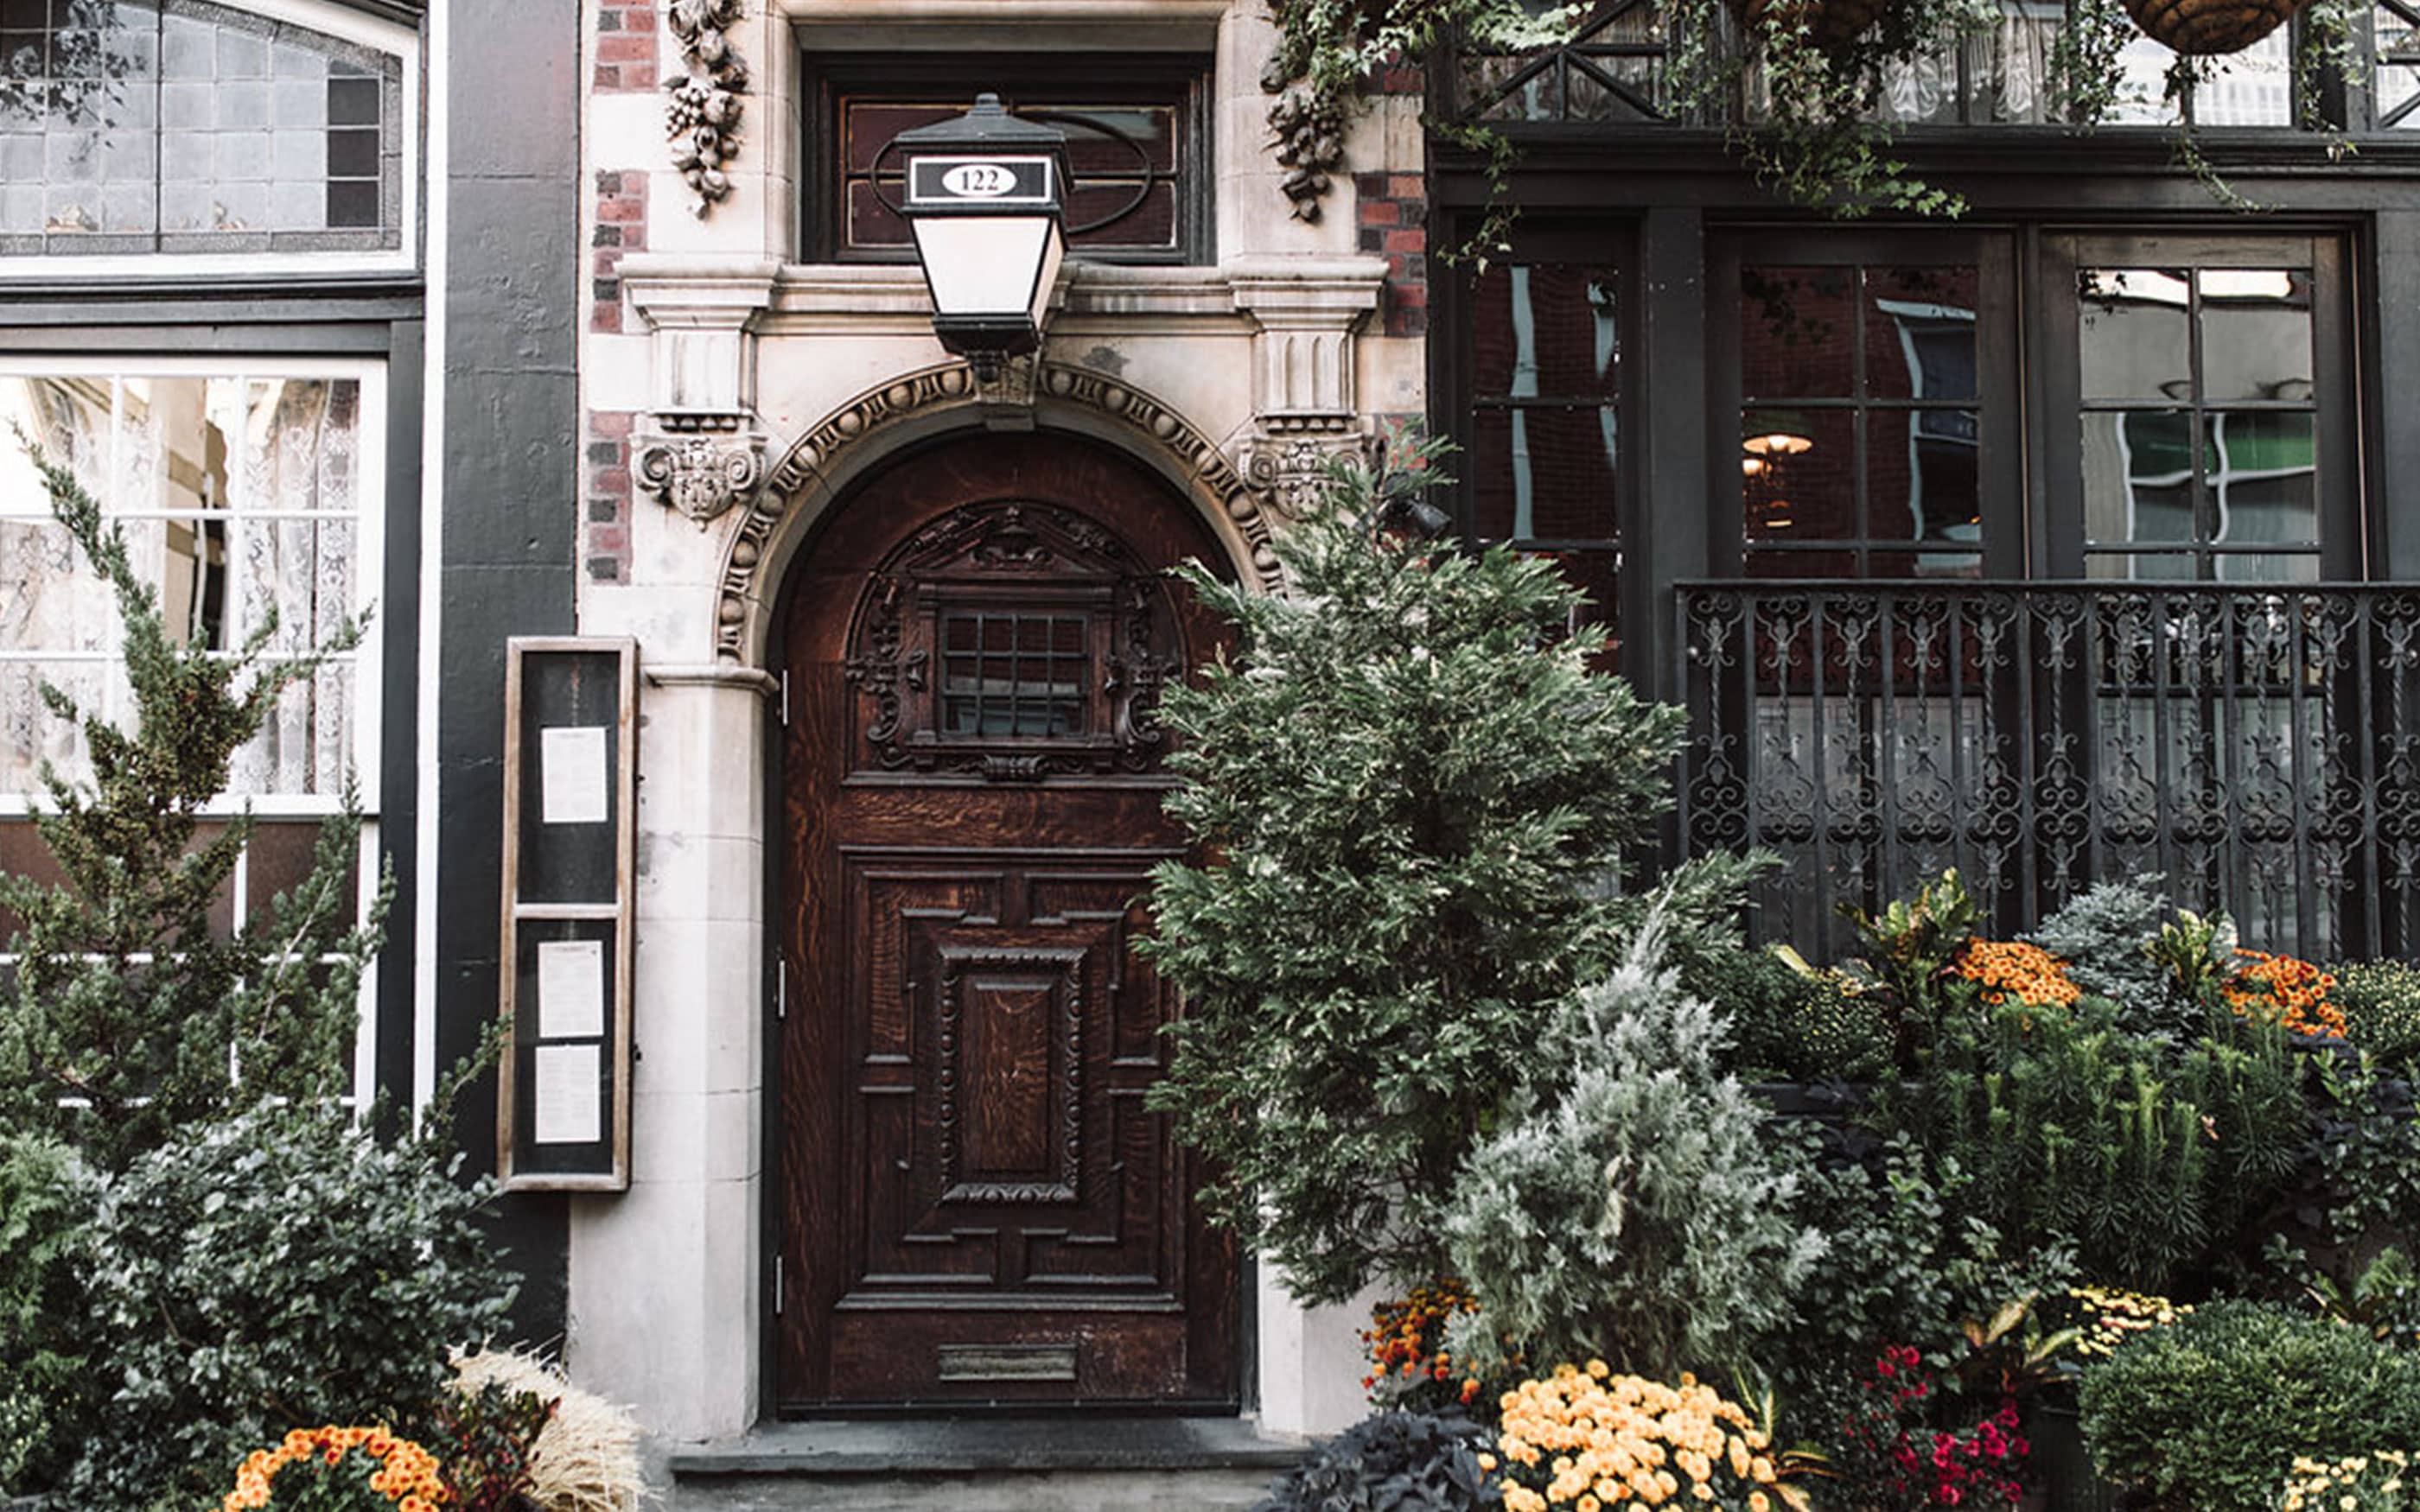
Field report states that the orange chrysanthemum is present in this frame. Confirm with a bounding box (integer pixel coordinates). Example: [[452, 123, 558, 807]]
[[1953, 940, 2080, 1009]]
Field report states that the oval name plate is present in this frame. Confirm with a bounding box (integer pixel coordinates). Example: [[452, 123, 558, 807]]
[[907, 155, 1056, 208]]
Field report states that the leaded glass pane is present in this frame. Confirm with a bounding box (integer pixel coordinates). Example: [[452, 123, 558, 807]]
[[0, 0, 402, 257]]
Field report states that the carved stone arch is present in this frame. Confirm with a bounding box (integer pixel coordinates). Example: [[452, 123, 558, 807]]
[[713, 361, 1284, 666]]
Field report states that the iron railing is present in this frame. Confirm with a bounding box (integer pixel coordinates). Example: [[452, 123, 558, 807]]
[[1674, 581, 2420, 962]]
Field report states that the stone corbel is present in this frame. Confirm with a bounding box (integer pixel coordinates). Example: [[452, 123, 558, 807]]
[[622, 256, 783, 527], [637, 434, 767, 529], [1228, 257, 1390, 518]]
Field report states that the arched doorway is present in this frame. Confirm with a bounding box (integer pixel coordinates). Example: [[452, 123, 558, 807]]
[[773, 430, 1242, 1412]]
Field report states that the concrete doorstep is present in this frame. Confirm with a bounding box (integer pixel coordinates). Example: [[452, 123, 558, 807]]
[[664, 1417, 1305, 1511]]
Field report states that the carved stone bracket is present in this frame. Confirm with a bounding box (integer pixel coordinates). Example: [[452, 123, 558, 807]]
[[1239, 432, 1378, 521], [622, 256, 780, 441], [639, 433, 766, 528], [666, 0, 749, 216]]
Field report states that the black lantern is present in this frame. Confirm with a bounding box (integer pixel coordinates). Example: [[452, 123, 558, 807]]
[[895, 94, 1071, 378]]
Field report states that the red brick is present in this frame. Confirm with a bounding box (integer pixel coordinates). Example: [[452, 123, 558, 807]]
[[596, 32, 655, 63], [589, 525, 630, 552], [591, 302, 623, 334], [1388, 174, 1423, 200], [1357, 196, 1401, 228], [598, 196, 646, 224], [590, 410, 636, 440], [1392, 283, 1430, 308], [592, 64, 623, 91], [1382, 226, 1426, 254], [592, 467, 632, 495], [622, 62, 658, 91]]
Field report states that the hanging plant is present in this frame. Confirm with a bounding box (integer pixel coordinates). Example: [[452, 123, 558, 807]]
[[1261, 0, 1585, 257], [1264, 0, 2371, 230]]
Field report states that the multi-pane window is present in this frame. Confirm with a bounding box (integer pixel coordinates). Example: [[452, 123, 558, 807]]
[[1735, 258, 1989, 578], [809, 57, 1211, 263], [0, 0, 407, 260], [0, 361, 383, 1100], [2076, 264, 2321, 580], [1468, 259, 1624, 639], [939, 612, 1090, 739]]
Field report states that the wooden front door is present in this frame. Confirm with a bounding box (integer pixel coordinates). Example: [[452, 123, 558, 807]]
[[774, 433, 1241, 1411]]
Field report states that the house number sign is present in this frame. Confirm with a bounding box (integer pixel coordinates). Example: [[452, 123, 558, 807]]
[[908, 155, 1056, 206]]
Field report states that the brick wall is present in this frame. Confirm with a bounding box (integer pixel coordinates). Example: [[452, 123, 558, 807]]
[[585, 410, 636, 582], [1355, 170, 1427, 339], [586, 157, 649, 582], [594, 1, 658, 92], [592, 168, 646, 335]]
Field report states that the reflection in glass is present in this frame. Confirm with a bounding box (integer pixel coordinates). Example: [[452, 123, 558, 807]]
[[2215, 551, 2321, 582], [1868, 410, 1982, 575], [1865, 266, 1978, 401], [2200, 270, 2313, 403], [2079, 269, 2191, 402], [1474, 264, 1621, 398], [2207, 410, 2317, 544], [1474, 404, 1620, 540], [2084, 411, 2199, 544], [1741, 265, 1854, 397]]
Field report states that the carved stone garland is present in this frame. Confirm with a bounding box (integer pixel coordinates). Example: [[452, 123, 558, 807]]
[[717, 361, 1285, 664], [665, 0, 748, 215]]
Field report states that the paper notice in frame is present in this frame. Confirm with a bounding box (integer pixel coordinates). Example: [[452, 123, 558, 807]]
[[536, 939, 607, 1040], [539, 726, 611, 825], [532, 1043, 602, 1146]]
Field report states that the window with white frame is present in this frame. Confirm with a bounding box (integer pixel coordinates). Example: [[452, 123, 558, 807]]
[[0, 0, 418, 276], [0, 360, 385, 1102]]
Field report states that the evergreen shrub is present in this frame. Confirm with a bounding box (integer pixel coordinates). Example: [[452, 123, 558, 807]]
[[1678, 938, 1890, 1083], [1143, 445, 1753, 1301], [1440, 928, 1825, 1381], [2079, 1299, 2420, 1512], [65, 1102, 516, 1512], [0, 1133, 96, 1496], [2025, 878, 2191, 1041], [1876, 997, 2307, 1290]]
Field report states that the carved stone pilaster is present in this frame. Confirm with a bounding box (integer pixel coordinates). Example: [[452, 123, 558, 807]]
[[638, 433, 767, 528], [1226, 257, 1390, 518], [666, 0, 749, 216]]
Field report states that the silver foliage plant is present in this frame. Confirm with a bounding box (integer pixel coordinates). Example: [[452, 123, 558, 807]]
[[1442, 918, 1827, 1381]]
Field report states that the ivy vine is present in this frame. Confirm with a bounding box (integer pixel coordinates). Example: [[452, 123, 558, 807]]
[[1265, 0, 2376, 227]]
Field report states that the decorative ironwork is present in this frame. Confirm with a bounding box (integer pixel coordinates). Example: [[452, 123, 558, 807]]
[[1675, 580, 2420, 962], [844, 502, 1181, 781]]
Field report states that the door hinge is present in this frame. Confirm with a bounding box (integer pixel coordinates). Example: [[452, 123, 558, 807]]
[[780, 668, 790, 726], [776, 958, 787, 1020], [773, 1255, 784, 1315]]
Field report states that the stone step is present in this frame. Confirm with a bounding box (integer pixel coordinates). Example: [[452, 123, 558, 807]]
[[666, 1416, 1304, 1512]]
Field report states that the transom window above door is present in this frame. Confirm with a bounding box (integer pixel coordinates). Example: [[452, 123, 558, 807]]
[[0, 0, 416, 273], [803, 54, 1213, 264]]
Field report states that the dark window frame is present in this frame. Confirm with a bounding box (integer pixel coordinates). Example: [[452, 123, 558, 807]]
[[0, 288, 424, 1110], [798, 50, 1216, 266], [1436, 221, 1635, 646], [2035, 228, 2360, 579], [1707, 226, 2027, 579]]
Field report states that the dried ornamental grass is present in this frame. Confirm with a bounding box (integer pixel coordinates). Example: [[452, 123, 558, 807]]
[[451, 1350, 644, 1512]]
